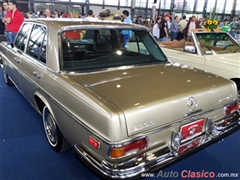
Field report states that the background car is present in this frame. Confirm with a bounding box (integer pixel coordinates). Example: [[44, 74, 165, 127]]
[[159, 30, 240, 100], [229, 21, 240, 43]]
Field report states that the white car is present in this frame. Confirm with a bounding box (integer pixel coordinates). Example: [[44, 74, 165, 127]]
[[159, 31, 240, 98]]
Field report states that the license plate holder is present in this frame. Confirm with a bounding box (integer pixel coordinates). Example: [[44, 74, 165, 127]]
[[177, 137, 201, 154], [180, 118, 204, 141]]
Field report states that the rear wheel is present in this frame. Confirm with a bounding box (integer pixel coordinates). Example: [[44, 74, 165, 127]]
[[43, 106, 72, 152], [3, 67, 14, 86]]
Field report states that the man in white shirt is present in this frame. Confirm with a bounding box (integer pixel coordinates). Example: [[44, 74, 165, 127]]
[[165, 14, 171, 36], [184, 14, 200, 42]]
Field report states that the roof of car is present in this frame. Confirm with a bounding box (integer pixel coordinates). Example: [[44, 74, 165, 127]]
[[24, 18, 148, 31]]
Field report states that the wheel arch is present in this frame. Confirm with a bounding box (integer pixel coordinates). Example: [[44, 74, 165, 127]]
[[34, 92, 56, 121], [34, 92, 72, 152]]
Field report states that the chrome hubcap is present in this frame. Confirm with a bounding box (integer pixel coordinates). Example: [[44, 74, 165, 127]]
[[43, 107, 58, 147]]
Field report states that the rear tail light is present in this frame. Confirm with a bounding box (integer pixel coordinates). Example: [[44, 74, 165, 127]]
[[224, 102, 239, 116], [109, 137, 148, 159]]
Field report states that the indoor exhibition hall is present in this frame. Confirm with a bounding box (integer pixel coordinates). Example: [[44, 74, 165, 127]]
[[0, 0, 240, 180]]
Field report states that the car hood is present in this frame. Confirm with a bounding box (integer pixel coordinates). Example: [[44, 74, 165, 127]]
[[69, 63, 236, 136]]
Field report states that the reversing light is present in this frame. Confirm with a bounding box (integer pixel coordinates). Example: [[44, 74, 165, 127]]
[[109, 138, 148, 158], [224, 102, 239, 116], [89, 137, 100, 149]]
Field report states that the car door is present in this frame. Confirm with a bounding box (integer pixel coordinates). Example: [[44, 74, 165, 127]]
[[201, 33, 239, 78], [6, 23, 32, 91], [19, 24, 47, 106], [163, 48, 205, 70]]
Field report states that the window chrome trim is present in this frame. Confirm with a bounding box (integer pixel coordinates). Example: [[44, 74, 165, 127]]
[[58, 24, 148, 35]]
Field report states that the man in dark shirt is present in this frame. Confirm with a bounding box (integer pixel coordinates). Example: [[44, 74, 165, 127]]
[[0, 6, 6, 35], [8, 0, 24, 43], [159, 15, 169, 42]]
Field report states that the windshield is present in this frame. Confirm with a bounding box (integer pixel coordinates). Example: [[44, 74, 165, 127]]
[[60, 28, 167, 71], [230, 22, 240, 29], [195, 32, 240, 55]]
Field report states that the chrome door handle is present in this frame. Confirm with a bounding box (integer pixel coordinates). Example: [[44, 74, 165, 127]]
[[14, 57, 21, 63], [32, 71, 41, 78]]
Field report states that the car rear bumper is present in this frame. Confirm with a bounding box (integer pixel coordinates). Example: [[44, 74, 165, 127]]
[[75, 112, 240, 179]]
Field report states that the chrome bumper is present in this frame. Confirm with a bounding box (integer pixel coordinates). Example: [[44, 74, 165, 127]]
[[75, 113, 240, 179]]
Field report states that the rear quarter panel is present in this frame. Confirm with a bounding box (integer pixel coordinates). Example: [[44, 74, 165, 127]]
[[34, 70, 128, 161]]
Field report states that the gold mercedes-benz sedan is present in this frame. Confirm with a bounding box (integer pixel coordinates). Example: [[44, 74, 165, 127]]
[[0, 19, 239, 179]]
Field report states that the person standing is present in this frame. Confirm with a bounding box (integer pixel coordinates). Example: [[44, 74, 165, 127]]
[[54, 10, 59, 18], [152, 17, 161, 41], [8, 0, 24, 43], [2, 0, 11, 42], [170, 16, 179, 41], [184, 14, 200, 42], [44, 8, 51, 18], [0, 5, 6, 35], [38, 11, 44, 18], [165, 14, 171, 36], [135, 16, 142, 24], [159, 15, 168, 41], [85, 10, 97, 19], [178, 15, 187, 40], [29, 10, 38, 18], [221, 19, 231, 32], [143, 18, 153, 33], [121, 10, 132, 49], [200, 15, 206, 28]]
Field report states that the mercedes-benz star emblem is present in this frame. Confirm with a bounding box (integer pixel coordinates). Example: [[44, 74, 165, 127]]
[[187, 97, 198, 111]]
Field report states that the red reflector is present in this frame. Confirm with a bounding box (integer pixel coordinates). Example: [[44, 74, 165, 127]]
[[224, 103, 239, 116], [88, 137, 100, 149]]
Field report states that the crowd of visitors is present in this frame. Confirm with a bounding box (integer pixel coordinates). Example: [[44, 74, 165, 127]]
[[132, 13, 236, 42], [0, 0, 238, 44]]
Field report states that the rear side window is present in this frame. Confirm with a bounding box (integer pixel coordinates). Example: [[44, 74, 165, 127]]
[[26, 24, 47, 63], [14, 23, 32, 52]]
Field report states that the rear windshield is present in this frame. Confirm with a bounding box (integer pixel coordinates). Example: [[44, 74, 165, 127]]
[[60, 28, 167, 72]]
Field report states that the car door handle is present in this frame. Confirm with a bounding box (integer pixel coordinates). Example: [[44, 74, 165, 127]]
[[32, 71, 41, 79], [14, 57, 21, 63]]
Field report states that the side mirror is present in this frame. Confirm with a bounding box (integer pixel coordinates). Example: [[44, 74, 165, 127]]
[[7, 43, 14, 48], [184, 45, 196, 54]]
